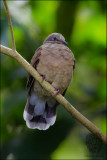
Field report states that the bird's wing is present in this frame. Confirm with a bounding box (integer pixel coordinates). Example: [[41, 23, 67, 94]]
[[26, 46, 42, 94]]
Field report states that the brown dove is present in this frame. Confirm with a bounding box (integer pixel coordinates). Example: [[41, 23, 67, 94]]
[[23, 33, 75, 130]]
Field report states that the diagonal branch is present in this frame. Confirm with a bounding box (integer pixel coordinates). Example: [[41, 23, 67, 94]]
[[0, 44, 107, 145], [3, 0, 16, 50]]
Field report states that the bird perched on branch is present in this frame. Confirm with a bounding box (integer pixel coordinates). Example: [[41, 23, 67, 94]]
[[23, 33, 75, 130]]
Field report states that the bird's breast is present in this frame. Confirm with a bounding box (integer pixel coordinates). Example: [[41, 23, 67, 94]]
[[35, 44, 74, 95]]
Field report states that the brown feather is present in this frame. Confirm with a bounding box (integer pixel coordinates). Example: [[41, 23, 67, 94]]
[[24, 33, 75, 130], [26, 47, 42, 94]]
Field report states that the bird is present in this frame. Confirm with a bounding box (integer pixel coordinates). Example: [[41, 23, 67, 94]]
[[23, 33, 75, 130]]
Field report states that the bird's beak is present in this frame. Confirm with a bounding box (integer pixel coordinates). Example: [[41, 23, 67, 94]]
[[60, 40, 68, 45]]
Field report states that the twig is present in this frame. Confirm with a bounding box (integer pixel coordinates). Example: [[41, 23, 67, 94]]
[[0, 44, 107, 145], [3, 0, 16, 50]]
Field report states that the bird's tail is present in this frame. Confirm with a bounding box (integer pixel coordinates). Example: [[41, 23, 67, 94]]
[[23, 91, 57, 130]]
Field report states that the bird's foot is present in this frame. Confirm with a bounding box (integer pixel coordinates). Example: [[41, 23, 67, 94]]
[[55, 88, 60, 95], [41, 75, 46, 82]]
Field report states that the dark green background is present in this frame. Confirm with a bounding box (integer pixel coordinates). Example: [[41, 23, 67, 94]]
[[1, 1, 106, 159]]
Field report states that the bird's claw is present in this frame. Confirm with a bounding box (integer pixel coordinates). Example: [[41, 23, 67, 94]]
[[55, 88, 60, 95], [41, 75, 45, 82]]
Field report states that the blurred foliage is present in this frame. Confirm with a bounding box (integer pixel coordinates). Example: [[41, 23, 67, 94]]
[[0, 1, 106, 160]]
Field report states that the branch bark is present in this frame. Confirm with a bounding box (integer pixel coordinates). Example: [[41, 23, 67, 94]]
[[1, 0, 106, 145], [0, 44, 107, 145], [3, 0, 16, 50]]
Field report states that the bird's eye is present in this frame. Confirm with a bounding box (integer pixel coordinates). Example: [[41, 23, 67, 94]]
[[52, 37, 57, 41]]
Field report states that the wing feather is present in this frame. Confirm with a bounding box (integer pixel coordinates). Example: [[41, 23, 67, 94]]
[[26, 47, 42, 94]]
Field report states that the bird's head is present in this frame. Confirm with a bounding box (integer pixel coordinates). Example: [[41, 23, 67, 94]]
[[44, 33, 68, 45]]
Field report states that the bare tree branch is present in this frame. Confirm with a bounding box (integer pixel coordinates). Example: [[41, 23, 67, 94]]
[[0, 44, 107, 145], [1, 0, 106, 145], [3, 0, 16, 50]]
